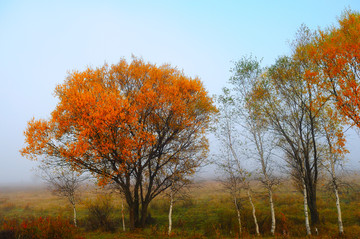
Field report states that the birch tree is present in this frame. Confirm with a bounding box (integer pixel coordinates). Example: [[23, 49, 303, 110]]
[[244, 181, 260, 236], [38, 159, 88, 227], [107, 184, 127, 232], [215, 91, 259, 236], [227, 56, 278, 235], [321, 107, 348, 235], [166, 178, 190, 236]]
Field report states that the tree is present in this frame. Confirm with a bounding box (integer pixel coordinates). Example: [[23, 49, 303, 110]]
[[228, 56, 278, 235], [247, 45, 325, 231], [306, 10, 360, 129], [214, 91, 260, 236], [20, 57, 216, 230], [106, 183, 127, 231], [37, 158, 88, 227], [166, 177, 191, 236], [320, 106, 348, 235]]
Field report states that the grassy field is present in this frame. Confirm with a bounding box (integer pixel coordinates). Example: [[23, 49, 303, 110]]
[[0, 178, 359, 238]]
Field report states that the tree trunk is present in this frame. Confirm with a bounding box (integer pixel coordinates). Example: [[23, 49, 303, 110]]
[[72, 204, 77, 227], [121, 199, 126, 231], [168, 191, 173, 236], [126, 196, 150, 230], [306, 184, 319, 226], [268, 187, 276, 235], [334, 182, 344, 234], [129, 205, 135, 231], [234, 197, 242, 236], [247, 189, 259, 236], [303, 183, 311, 236], [139, 202, 149, 228], [128, 202, 141, 229]]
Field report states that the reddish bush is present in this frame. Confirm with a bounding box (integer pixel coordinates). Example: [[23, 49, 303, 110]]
[[1, 216, 84, 239]]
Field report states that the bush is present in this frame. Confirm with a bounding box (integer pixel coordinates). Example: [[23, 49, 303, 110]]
[[0, 216, 83, 239], [85, 194, 115, 232]]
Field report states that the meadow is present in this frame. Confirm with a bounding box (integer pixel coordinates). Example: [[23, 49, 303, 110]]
[[0, 177, 359, 238]]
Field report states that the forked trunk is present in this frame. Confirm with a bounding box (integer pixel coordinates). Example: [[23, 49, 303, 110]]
[[247, 189, 259, 236], [127, 198, 150, 230], [303, 183, 311, 236]]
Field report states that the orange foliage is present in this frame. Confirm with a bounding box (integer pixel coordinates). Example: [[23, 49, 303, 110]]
[[20, 58, 216, 186], [306, 10, 360, 128]]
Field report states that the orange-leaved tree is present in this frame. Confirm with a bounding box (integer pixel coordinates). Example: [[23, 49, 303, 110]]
[[20, 57, 216, 230], [306, 10, 360, 128]]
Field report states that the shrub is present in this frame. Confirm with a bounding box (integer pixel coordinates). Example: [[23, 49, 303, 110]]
[[0, 216, 83, 239], [85, 194, 115, 232]]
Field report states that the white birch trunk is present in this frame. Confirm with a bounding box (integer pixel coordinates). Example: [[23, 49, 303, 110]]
[[330, 161, 344, 235], [247, 189, 260, 235], [334, 186, 343, 234], [73, 204, 77, 227], [168, 191, 173, 236], [268, 187, 276, 235], [234, 197, 242, 236], [303, 183, 311, 236], [254, 129, 276, 236], [121, 199, 126, 231]]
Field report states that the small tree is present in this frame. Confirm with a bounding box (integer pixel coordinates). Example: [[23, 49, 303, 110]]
[[321, 106, 348, 235], [166, 177, 191, 236], [38, 158, 88, 227], [214, 92, 259, 236], [228, 56, 278, 235], [106, 183, 127, 232]]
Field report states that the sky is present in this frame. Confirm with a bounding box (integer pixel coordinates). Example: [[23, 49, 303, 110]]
[[1, 0, 360, 185]]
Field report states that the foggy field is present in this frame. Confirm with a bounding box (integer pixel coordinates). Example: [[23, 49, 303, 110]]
[[3, 1, 360, 239], [1, 179, 359, 238]]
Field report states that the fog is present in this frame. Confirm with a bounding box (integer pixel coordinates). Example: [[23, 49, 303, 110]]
[[1, 0, 360, 187]]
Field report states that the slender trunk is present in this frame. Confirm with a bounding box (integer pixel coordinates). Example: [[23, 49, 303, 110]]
[[234, 196, 242, 236], [247, 189, 259, 236], [334, 185, 344, 234], [73, 204, 77, 227], [121, 199, 126, 232], [168, 191, 173, 236], [268, 187, 276, 235], [254, 128, 276, 235], [303, 183, 311, 236]]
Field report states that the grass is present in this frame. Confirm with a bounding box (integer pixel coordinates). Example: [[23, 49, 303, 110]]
[[0, 178, 360, 238]]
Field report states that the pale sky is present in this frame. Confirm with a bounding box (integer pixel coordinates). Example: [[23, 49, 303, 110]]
[[1, 0, 360, 185]]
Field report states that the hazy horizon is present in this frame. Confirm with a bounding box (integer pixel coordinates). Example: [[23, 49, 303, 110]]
[[1, 0, 360, 186]]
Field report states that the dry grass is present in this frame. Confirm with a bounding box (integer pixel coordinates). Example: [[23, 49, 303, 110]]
[[1, 178, 359, 238]]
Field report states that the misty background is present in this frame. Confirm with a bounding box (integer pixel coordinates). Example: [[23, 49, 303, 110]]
[[1, 0, 360, 186]]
